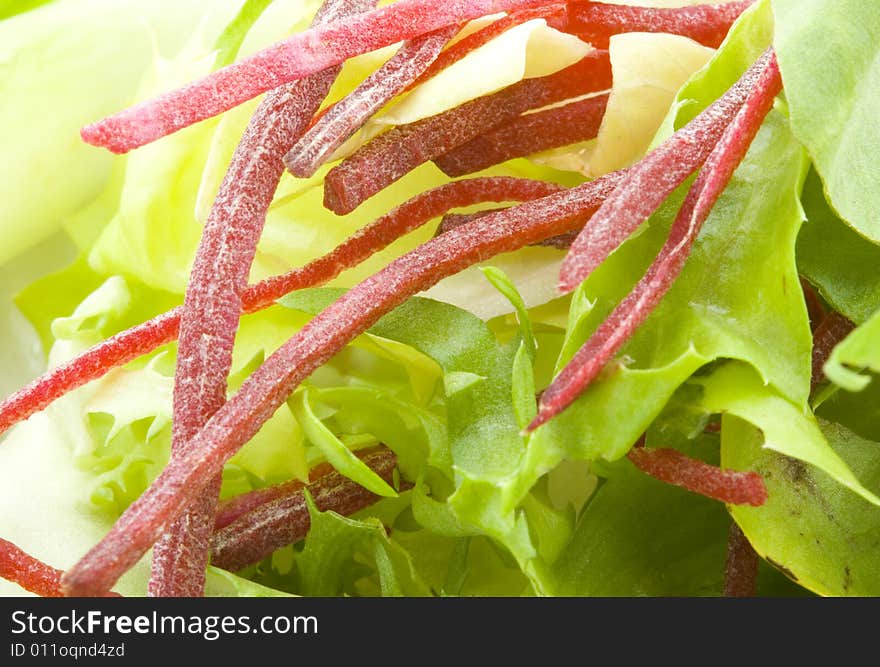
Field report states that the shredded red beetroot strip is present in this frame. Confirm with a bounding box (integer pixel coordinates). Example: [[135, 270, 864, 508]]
[[567, 0, 754, 49], [435, 93, 608, 177], [409, 3, 568, 90], [284, 25, 458, 178], [211, 447, 399, 572], [214, 447, 398, 529], [811, 310, 855, 388], [150, 0, 372, 599], [0, 310, 178, 438], [81, 0, 557, 154], [0, 177, 554, 441], [530, 49, 780, 432], [557, 48, 773, 295], [324, 50, 611, 214], [214, 477, 311, 532], [438, 209, 579, 249], [0, 539, 120, 598], [627, 447, 768, 507], [60, 170, 624, 597], [723, 522, 759, 597]]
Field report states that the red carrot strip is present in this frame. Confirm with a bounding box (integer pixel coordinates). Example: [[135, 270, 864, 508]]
[[435, 93, 608, 177], [324, 50, 611, 214], [0, 538, 120, 598], [557, 48, 773, 295], [567, 0, 754, 49], [723, 522, 759, 597], [0, 177, 557, 441], [211, 447, 399, 571], [627, 447, 768, 506], [285, 25, 458, 178], [530, 49, 780, 432], [60, 170, 624, 597], [409, 3, 568, 90], [81, 0, 555, 154], [150, 0, 371, 598], [811, 310, 855, 388]]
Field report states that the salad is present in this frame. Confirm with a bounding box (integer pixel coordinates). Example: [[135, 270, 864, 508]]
[[1, 0, 879, 598]]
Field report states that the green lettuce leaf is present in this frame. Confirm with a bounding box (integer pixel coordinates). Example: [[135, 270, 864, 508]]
[[293, 492, 431, 597], [540, 434, 730, 596], [289, 388, 397, 497], [0, 411, 153, 596], [815, 374, 880, 444], [0, 0, 241, 267], [0, 0, 56, 20], [204, 566, 295, 596], [772, 0, 880, 242], [724, 416, 880, 596], [87, 37, 227, 294], [528, 99, 810, 487], [281, 290, 571, 587], [797, 168, 880, 326], [212, 0, 276, 69], [695, 362, 880, 507], [823, 309, 880, 392]]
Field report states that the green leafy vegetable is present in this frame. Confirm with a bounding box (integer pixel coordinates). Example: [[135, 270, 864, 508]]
[[289, 389, 397, 497], [0, 0, 241, 266], [823, 311, 880, 393], [772, 0, 880, 242], [529, 99, 811, 488], [294, 492, 431, 597], [724, 416, 880, 596], [797, 169, 880, 326], [541, 434, 730, 596], [695, 362, 880, 507], [0, 0, 56, 20]]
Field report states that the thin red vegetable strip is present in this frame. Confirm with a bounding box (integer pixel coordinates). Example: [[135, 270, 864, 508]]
[[324, 50, 611, 214], [214, 475, 312, 532], [557, 48, 772, 294], [723, 522, 759, 597], [285, 25, 458, 178], [0, 310, 178, 438], [214, 446, 394, 529], [567, 0, 754, 49], [0, 177, 557, 441], [627, 447, 768, 506], [60, 170, 624, 597], [435, 93, 608, 177], [811, 310, 855, 388], [530, 50, 780, 432], [150, 0, 372, 598], [81, 0, 555, 154], [248, 177, 564, 300], [0, 538, 120, 598], [409, 3, 568, 89], [438, 209, 579, 249], [211, 447, 399, 572]]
